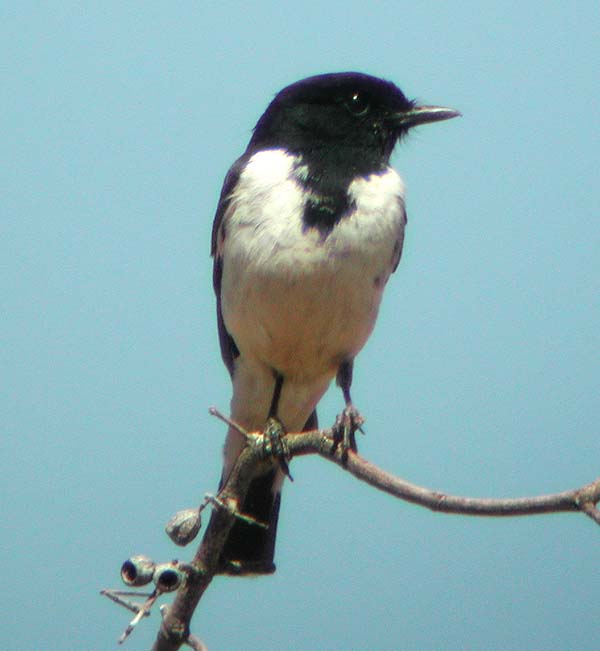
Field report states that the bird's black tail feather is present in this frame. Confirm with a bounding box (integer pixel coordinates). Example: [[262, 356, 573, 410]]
[[217, 410, 317, 575], [218, 468, 281, 575]]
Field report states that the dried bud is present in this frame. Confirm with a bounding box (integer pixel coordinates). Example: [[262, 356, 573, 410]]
[[165, 508, 201, 546], [120, 555, 155, 587], [153, 562, 184, 592]]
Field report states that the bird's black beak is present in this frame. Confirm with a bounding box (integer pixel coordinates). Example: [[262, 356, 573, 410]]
[[393, 105, 461, 129]]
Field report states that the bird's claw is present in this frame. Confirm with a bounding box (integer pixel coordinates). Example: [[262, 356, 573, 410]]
[[263, 417, 293, 481], [332, 404, 365, 455]]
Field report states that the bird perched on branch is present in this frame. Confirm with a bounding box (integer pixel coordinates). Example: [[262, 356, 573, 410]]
[[211, 71, 459, 574]]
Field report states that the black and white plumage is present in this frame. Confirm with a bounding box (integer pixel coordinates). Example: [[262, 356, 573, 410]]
[[211, 72, 459, 574]]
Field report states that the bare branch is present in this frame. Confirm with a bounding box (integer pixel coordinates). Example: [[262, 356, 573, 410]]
[[152, 439, 272, 651], [149, 421, 600, 650], [185, 635, 208, 651], [286, 427, 600, 518]]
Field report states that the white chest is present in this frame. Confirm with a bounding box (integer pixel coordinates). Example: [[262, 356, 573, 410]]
[[218, 149, 406, 380]]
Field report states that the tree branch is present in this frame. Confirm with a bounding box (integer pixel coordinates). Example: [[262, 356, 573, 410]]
[[150, 421, 600, 650], [286, 428, 600, 518]]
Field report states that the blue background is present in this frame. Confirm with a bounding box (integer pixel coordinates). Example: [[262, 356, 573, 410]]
[[2, 2, 599, 649]]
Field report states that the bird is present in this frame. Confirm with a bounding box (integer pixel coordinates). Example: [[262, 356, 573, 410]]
[[211, 71, 459, 574]]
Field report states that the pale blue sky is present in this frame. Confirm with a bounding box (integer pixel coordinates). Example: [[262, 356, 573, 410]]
[[2, 2, 599, 650]]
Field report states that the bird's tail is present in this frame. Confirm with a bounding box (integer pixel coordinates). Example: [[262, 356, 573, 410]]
[[218, 468, 281, 575], [217, 410, 317, 575]]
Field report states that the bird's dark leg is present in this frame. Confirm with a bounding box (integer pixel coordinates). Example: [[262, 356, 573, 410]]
[[268, 372, 284, 418], [265, 372, 293, 480], [333, 360, 365, 453]]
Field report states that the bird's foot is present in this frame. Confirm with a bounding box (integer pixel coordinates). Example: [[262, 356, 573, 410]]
[[263, 417, 293, 481], [332, 404, 365, 456]]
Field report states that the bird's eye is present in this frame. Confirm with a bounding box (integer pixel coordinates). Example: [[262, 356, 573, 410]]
[[345, 91, 370, 116]]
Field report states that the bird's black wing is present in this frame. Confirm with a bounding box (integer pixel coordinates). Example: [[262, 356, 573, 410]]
[[211, 156, 248, 377], [391, 199, 408, 273]]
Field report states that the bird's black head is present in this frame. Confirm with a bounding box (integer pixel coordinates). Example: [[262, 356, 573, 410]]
[[244, 72, 459, 236], [248, 71, 459, 172]]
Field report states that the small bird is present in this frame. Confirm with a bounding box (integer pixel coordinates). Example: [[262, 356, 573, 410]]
[[211, 72, 459, 574]]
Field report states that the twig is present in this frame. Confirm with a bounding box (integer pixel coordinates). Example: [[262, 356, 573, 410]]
[[152, 436, 271, 651], [285, 428, 600, 518], [185, 634, 208, 651], [100, 589, 154, 615], [118, 590, 159, 644], [208, 406, 250, 438], [148, 418, 600, 651]]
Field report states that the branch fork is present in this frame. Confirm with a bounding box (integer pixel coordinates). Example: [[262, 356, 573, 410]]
[[102, 407, 600, 650]]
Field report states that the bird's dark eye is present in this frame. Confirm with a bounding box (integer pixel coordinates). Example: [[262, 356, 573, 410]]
[[345, 91, 370, 116]]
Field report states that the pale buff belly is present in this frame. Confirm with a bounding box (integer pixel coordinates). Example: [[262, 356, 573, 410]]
[[221, 244, 388, 383]]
